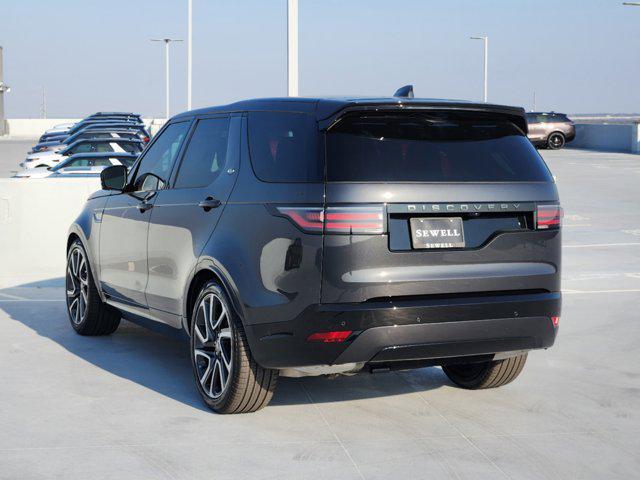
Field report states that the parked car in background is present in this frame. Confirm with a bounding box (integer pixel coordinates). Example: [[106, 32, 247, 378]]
[[30, 129, 148, 153], [66, 94, 562, 413], [79, 123, 150, 140], [22, 138, 144, 169], [43, 122, 75, 135], [39, 118, 144, 143], [526, 112, 575, 149], [13, 153, 138, 178], [86, 112, 142, 122]]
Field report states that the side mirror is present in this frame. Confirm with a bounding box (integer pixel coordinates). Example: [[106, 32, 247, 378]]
[[101, 165, 128, 191]]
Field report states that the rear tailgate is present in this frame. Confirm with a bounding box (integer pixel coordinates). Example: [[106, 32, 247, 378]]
[[319, 109, 561, 304]]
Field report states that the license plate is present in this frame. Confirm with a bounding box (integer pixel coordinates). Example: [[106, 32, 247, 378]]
[[410, 217, 465, 249]]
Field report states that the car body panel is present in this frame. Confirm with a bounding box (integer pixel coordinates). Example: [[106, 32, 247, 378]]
[[99, 191, 156, 307], [145, 116, 242, 320]]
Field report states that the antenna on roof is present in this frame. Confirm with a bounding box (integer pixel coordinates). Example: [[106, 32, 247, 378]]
[[393, 85, 414, 98]]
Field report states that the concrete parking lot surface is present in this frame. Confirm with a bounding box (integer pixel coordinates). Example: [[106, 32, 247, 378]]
[[1, 148, 639, 479]]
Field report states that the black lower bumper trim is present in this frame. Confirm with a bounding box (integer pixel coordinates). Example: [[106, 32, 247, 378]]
[[246, 292, 560, 369], [336, 316, 554, 364]]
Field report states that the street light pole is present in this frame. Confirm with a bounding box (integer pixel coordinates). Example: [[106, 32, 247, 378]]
[[287, 0, 299, 97], [187, 0, 193, 110], [151, 38, 182, 118], [0, 46, 11, 136], [470, 35, 488, 103]]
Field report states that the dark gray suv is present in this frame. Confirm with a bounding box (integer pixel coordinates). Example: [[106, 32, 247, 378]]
[[66, 96, 562, 413]]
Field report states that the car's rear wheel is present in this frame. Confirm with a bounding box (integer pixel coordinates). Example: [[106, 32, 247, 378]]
[[66, 239, 121, 335], [442, 353, 527, 389], [547, 132, 565, 150], [190, 281, 278, 414]]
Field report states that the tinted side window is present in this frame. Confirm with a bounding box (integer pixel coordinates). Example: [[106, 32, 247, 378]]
[[69, 143, 93, 154], [132, 122, 190, 191], [69, 158, 91, 167], [116, 156, 137, 168], [174, 117, 230, 189], [95, 143, 115, 152], [248, 112, 321, 182], [114, 141, 140, 154], [91, 158, 114, 167]]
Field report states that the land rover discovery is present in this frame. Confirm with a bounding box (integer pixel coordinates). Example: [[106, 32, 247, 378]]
[[66, 92, 562, 413]]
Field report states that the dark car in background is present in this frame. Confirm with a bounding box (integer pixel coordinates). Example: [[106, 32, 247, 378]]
[[31, 128, 148, 153], [23, 138, 144, 169], [66, 94, 562, 414], [39, 118, 145, 143], [526, 112, 575, 149]]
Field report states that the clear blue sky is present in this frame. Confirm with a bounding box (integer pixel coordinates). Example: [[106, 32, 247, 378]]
[[2, 0, 639, 118]]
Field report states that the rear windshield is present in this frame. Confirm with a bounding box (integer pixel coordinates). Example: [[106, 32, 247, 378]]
[[326, 113, 552, 182]]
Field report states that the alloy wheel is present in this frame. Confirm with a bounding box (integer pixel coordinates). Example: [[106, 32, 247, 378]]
[[193, 293, 233, 399], [549, 133, 565, 149], [66, 247, 89, 325]]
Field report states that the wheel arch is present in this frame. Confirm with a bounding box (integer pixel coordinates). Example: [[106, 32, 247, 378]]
[[182, 259, 245, 335], [67, 223, 105, 303]]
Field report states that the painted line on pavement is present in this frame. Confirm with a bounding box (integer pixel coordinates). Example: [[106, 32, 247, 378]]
[[563, 242, 640, 248], [563, 289, 640, 294]]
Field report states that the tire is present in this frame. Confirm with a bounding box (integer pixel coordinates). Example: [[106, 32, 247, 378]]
[[442, 353, 527, 389], [66, 239, 121, 335], [547, 132, 565, 150], [189, 280, 278, 414]]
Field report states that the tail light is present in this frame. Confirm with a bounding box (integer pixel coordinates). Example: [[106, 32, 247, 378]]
[[274, 207, 324, 232], [142, 136, 150, 143], [307, 330, 353, 343], [536, 204, 562, 230], [275, 205, 384, 234], [550, 316, 560, 327]]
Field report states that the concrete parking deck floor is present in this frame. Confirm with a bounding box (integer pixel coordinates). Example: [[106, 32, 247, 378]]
[[1, 149, 639, 479]]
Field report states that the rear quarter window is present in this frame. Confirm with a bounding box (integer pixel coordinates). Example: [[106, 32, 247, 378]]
[[247, 111, 322, 182], [326, 113, 553, 183]]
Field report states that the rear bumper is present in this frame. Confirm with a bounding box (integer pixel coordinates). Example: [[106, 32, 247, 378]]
[[247, 291, 560, 369]]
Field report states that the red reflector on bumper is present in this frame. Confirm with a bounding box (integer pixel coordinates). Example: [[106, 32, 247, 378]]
[[307, 330, 353, 343], [551, 316, 560, 327]]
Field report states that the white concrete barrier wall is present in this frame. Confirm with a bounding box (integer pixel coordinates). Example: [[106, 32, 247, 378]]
[[5, 118, 167, 138], [6, 119, 81, 138], [572, 123, 640, 154], [0, 178, 100, 287]]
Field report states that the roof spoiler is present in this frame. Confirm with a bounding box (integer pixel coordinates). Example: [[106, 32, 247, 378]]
[[393, 85, 414, 98]]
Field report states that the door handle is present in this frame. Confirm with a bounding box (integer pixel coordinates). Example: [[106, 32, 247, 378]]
[[198, 196, 221, 211], [137, 201, 153, 213]]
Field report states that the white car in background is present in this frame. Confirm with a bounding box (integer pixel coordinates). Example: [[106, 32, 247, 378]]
[[13, 153, 138, 179], [21, 138, 144, 170], [43, 122, 75, 135]]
